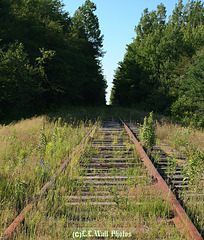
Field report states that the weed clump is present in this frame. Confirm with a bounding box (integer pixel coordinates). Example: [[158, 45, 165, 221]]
[[139, 112, 156, 150]]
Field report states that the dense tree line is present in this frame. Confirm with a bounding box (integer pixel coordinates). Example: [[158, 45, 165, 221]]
[[0, 0, 107, 121], [111, 0, 204, 127]]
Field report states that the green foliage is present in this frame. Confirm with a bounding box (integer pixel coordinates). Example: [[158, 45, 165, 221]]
[[166, 155, 177, 182], [38, 123, 47, 157], [182, 150, 204, 186], [72, 0, 104, 58], [70, 0, 107, 105], [139, 112, 156, 150], [171, 47, 204, 127], [0, 0, 106, 123], [14, 175, 28, 211], [0, 42, 53, 120], [111, 0, 204, 126]]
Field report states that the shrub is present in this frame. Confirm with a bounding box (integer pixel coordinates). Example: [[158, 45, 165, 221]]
[[139, 111, 156, 150]]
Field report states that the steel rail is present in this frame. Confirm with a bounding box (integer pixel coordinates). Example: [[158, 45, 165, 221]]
[[1, 120, 98, 240], [120, 118, 203, 240]]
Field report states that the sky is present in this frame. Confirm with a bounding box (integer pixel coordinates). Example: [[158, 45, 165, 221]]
[[62, 0, 189, 104]]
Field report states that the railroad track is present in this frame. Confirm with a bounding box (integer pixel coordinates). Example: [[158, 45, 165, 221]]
[[125, 120, 204, 238], [64, 120, 178, 239], [1, 119, 203, 239], [125, 121, 204, 191]]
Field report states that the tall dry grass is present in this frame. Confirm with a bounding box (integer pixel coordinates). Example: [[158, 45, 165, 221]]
[[0, 115, 90, 236], [156, 120, 204, 152]]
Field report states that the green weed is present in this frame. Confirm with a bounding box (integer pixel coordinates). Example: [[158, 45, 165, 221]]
[[139, 112, 156, 151]]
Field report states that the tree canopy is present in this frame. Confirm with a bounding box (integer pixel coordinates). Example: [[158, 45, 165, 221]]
[[111, 0, 204, 126], [0, 0, 107, 122]]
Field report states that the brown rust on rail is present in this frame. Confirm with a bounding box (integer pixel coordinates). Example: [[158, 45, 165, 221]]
[[1, 121, 98, 240], [121, 119, 203, 240]]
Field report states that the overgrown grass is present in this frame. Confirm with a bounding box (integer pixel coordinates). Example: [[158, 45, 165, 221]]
[[156, 120, 204, 153], [148, 118, 204, 237], [0, 116, 91, 236], [1, 106, 203, 238], [9, 124, 184, 239], [127, 112, 203, 237]]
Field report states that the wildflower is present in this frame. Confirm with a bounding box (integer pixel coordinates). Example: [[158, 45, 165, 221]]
[[40, 159, 44, 165]]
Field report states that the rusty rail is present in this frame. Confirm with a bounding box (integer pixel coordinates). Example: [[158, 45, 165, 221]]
[[1, 120, 98, 240], [120, 119, 203, 240]]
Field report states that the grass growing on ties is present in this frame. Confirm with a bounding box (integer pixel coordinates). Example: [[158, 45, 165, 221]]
[[2, 106, 202, 239], [136, 115, 204, 238], [10, 121, 184, 239]]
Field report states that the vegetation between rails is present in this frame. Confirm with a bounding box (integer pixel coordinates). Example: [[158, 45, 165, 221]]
[[0, 107, 203, 238], [8, 124, 183, 239], [138, 112, 204, 237], [156, 122, 204, 236]]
